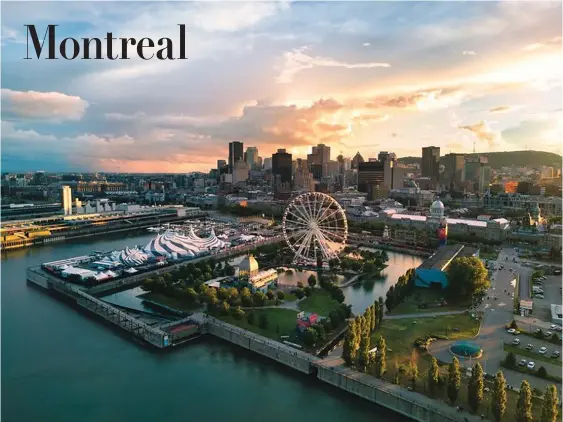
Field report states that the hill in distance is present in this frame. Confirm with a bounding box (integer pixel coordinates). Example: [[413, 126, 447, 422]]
[[397, 150, 562, 169]]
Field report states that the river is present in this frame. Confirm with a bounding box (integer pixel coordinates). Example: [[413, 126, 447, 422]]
[[1, 230, 411, 422]]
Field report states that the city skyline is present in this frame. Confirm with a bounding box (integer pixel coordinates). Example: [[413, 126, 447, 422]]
[[2, 1, 562, 173]]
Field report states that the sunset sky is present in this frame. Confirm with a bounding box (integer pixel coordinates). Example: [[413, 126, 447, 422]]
[[1, 1, 562, 173]]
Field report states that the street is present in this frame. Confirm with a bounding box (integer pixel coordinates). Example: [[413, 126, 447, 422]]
[[430, 246, 562, 392]]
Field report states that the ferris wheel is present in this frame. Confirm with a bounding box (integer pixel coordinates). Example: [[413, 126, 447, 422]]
[[282, 192, 348, 265]]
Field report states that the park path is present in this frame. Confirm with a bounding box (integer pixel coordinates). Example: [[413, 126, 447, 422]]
[[385, 310, 466, 320]]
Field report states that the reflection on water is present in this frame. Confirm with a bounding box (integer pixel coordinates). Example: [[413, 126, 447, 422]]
[[343, 248, 423, 315], [276, 269, 346, 287], [100, 286, 161, 314]]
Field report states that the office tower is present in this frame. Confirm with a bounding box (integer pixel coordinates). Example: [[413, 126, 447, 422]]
[[61, 185, 72, 215], [263, 157, 272, 170], [217, 160, 228, 181], [441, 153, 465, 190], [306, 144, 331, 176], [245, 147, 259, 170], [379, 151, 403, 190], [358, 161, 384, 194], [228, 141, 244, 173], [294, 158, 315, 192], [272, 148, 292, 188], [232, 161, 249, 184], [421, 146, 440, 182], [256, 156, 263, 170], [351, 152, 365, 169]]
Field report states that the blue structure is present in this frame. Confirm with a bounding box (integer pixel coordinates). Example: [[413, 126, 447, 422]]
[[415, 244, 480, 289], [450, 340, 482, 358]]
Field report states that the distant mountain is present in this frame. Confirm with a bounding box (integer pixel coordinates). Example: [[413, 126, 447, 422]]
[[397, 151, 561, 169]]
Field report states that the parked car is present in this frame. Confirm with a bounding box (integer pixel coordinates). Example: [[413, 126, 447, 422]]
[[547, 331, 554, 336], [535, 295, 545, 299], [534, 328, 542, 334], [539, 347, 548, 355], [526, 344, 534, 350], [518, 359, 527, 367], [512, 338, 521, 346], [551, 350, 560, 358], [527, 361, 535, 370], [556, 326, 563, 332], [507, 328, 520, 335], [550, 324, 560, 330]]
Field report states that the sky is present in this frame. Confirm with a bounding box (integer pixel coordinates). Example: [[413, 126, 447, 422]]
[[1, 1, 562, 173]]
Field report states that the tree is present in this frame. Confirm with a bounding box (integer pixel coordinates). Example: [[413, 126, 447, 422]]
[[329, 310, 341, 329], [374, 336, 387, 378], [224, 264, 235, 276], [447, 357, 461, 405], [428, 357, 440, 397], [220, 301, 230, 316], [378, 297, 385, 322], [276, 290, 285, 300], [409, 361, 418, 391], [541, 385, 559, 422], [491, 371, 507, 422], [468, 363, 484, 413], [297, 281, 305, 289], [294, 288, 305, 299], [537, 366, 548, 378], [311, 324, 325, 342], [302, 327, 318, 347], [217, 287, 229, 301], [184, 287, 197, 303], [266, 290, 275, 300], [446, 257, 490, 302], [370, 304, 376, 332], [341, 321, 358, 366], [259, 313, 268, 329], [308, 274, 317, 288], [357, 335, 370, 373], [515, 380, 533, 422], [331, 287, 345, 303], [504, 352, 517, 368], [373, 301, 380, 327], [304, 286, 312, 297]]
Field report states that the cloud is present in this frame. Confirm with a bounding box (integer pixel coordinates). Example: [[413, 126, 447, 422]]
[[502, 117, 562, 152], [458, 120, 500, 146], [276, 46, 390, 83], [462, 50, 476, 56], [489, 105, 520, 114], [351, 114, 389, 124], [363, 42, 371, 47], [1, 89, 88, 121], [522, 36, 562, 52]]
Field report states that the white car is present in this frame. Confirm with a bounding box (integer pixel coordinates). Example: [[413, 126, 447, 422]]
[[550, 324, 558, 330], [539, 347, 548, 355], [527, 361, 535, 370], [547, 331, 554, 336], [507, 328, 519, 334]]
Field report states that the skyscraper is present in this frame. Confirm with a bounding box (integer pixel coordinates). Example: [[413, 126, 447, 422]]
[[358, 161, 384, 194], [307, 144, 331, 176], [61, 185, 72, 216], [351, 152, 364, 169], [228, 141, 244, 173], [441, 153, 465, 190], [245, 147, 259, 170], [272, 148, 292, 189], [421, 146, 440, 182]]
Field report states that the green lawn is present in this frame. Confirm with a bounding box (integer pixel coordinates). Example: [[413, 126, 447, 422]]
[[389, 288, 470, 315], [283, 293, 297, 302], [139, 292, 202, 313], [504, 344, 562, 367], [480, 249, 500, 260], [218, 308, 299, 340], [373, 313, 480, 366], [298, 289, 341, 316]]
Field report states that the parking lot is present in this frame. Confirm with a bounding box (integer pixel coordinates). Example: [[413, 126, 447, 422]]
[[531, 274, 562, 321]]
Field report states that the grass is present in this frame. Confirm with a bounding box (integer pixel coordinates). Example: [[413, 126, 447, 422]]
[[480, 249, 500, 260], [373, 313, 480, 368], [139, 292, 202, 313], [282, 293, 297, 302], [388, 288, 470, 315], [504, 344, 562, 367], [218, 308, 299, 341], [298, 289, 341, 316]]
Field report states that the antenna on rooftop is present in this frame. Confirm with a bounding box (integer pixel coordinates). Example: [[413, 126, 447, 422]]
[[473, 139, 476, 154]]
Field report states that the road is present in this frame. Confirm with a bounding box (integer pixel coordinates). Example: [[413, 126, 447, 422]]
[[429, 246, 561, 391]]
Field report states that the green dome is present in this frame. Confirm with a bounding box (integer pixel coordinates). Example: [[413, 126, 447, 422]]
[[450, 341, 482, 358]]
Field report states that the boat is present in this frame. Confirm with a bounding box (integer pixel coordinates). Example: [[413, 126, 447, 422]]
[[147, 227, 160, 232]]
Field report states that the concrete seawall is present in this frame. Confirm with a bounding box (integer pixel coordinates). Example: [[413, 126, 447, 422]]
[[205, 317, 317, 375], [315, 360, 475, 422]]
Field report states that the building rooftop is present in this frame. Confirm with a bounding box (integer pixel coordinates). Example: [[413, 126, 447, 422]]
[[418, 244, 479, 271]]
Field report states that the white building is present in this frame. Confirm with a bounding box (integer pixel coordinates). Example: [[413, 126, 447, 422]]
[[62, 185, 72, 216]]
